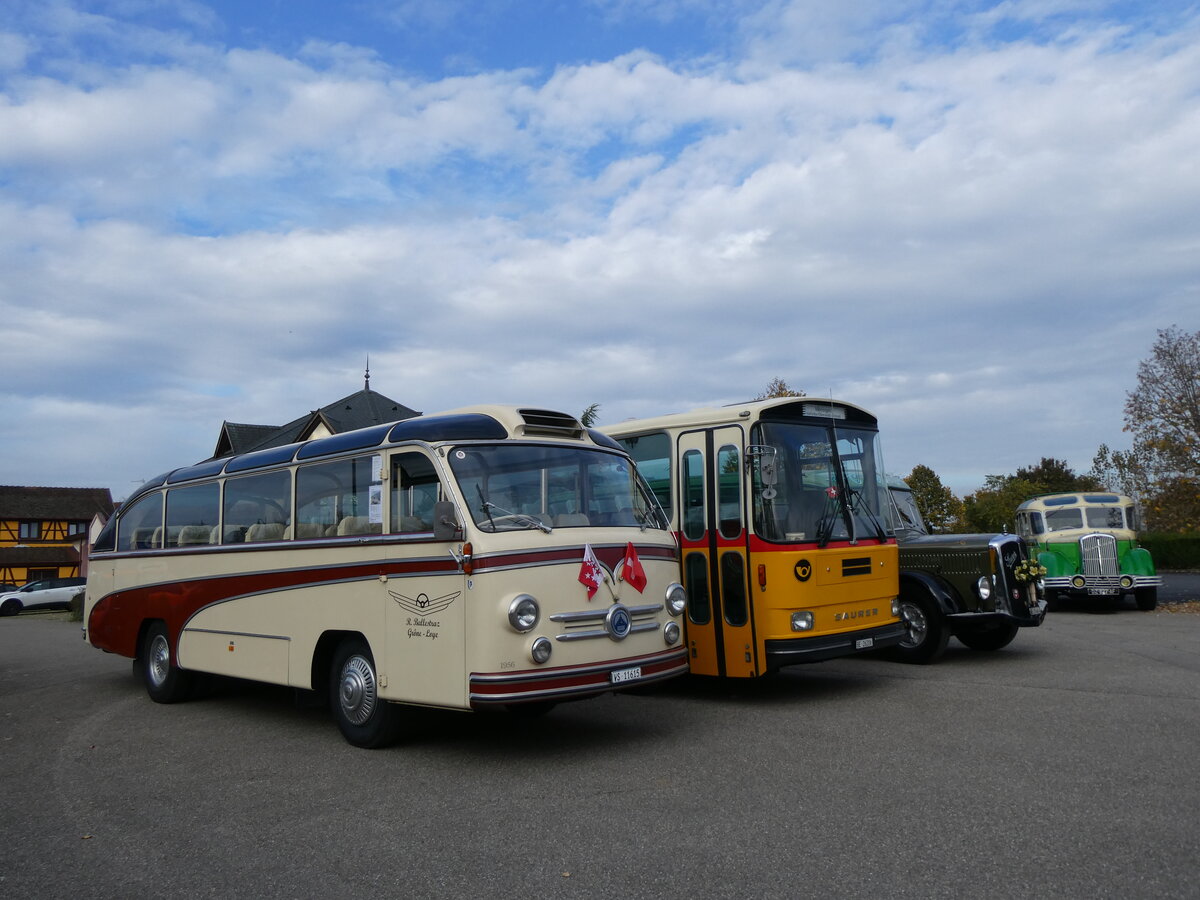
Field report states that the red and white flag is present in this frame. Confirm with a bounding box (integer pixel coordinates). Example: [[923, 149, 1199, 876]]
[[620, 542, 648, 593], [578, 543, 605, 600]]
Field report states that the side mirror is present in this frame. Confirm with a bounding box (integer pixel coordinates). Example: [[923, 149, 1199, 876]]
[[433, 501, 463, 541]]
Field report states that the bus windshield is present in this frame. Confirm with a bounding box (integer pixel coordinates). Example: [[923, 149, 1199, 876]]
[[752, 421, 888, 546], [448, 444, 667, 532]]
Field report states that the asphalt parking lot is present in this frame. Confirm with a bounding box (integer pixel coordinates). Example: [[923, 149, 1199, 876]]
[[2, 582, 1198, 899]]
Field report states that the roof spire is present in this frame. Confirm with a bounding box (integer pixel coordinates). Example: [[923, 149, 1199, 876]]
[[365, 355, 371, 391]]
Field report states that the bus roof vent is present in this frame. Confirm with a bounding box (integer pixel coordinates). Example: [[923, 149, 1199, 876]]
[[517, 408, 585, 438]]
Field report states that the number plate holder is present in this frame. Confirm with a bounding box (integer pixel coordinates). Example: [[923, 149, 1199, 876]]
[[854, 637, 875, 651]]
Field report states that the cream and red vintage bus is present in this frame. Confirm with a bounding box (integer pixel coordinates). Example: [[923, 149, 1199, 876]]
[[603, 397, 904, 678], [85, 406, 688, 747]]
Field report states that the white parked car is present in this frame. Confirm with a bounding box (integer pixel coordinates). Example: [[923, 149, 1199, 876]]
[[0, 577, 86, 616]]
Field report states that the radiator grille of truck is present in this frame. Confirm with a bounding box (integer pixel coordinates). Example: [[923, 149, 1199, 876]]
[[518, 408, 584, 438], [1080, 533, 1119, 578]]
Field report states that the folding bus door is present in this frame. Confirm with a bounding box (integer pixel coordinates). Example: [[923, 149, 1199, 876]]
[[676, 426, 756, 678]]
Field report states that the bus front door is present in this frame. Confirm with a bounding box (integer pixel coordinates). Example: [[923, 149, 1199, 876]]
[[677, 427, 757, 678]]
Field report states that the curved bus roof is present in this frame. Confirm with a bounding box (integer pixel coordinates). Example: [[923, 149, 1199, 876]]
[[127, 405, 620, 504], [1016, 492, 1133, 512], [602, 396, 880, 435]]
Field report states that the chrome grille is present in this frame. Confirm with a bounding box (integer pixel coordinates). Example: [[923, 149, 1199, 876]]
[[1081, 533, 1119, 582], [550, 603, 662, 641]]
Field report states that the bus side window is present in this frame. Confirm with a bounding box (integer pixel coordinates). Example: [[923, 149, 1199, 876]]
[[685, 551, 711, 625], [117, 492, 164, 551], [225, 470, 293, 543], [391, 452, 443, 534], [682, 449, 705, 541]]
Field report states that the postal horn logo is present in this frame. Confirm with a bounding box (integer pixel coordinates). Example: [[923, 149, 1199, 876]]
[[794, 559, 812, 582], [389, 589, 461, 616]]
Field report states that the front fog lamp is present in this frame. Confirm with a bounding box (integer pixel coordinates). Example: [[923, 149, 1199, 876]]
[[1071, 575, 1087, 589], [508, 594, 540, 633], [975, 576, 993, 601], [1120, 575, 1133, 589], [665, 583, 687, 616], [791, 611, 814, 632], [663, 621, 681, 645], [891, 598, 901, 618], [530, 636, 552, 664]]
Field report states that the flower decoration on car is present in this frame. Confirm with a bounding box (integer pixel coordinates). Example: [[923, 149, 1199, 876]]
[[1014, 559, 1047, 583]]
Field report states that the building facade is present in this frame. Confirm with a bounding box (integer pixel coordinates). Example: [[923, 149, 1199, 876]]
[[0, 486, 115, 586]]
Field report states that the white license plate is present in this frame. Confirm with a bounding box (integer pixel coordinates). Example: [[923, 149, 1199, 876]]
[[611, 666, 642, 684], [855, 637, 874, 650]]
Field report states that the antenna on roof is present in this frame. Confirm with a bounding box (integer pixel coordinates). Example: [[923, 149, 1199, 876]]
[[365, 355, 371, 391]]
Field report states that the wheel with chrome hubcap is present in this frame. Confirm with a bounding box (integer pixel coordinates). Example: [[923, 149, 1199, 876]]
[[139, 621, 193, 703], [329, 638, 401, 748], [888, 592, 949, 664]]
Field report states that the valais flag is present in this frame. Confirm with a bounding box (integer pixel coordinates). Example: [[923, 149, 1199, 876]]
[[578, 543, 605, 600], [621, 542, 648, 593]]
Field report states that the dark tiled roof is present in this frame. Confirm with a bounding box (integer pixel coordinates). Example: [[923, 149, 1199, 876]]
[[212, 389, 420, 459], [0, 486, 114, 520], [0, 546, 82, 566]]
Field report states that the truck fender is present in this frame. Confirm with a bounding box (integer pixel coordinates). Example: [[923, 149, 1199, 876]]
[[898, 570, 960, 617]]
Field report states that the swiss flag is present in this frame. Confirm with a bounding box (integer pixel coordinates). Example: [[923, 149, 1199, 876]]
[[621, 542, 648, 593], [578, 543, 605, 600]]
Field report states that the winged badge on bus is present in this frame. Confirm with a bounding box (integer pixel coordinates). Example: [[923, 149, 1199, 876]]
[[389, 589, 462, 616]]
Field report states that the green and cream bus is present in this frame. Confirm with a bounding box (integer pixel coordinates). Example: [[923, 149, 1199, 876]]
[[1014, 492, 1160, 610], [85, 406, 688, 747]]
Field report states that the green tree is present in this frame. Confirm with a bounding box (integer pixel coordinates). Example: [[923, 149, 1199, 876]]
[[580, 403, 601, 427], [755, 377, 806, 399], [1088, 443, 1150, 498], [1015, 457, 1103, 494], [960, 475, 1041, 533], [903, 464, 961, 532], [1124, 325, 1200, 481]]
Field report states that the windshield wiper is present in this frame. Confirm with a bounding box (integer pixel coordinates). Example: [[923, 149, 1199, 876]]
[[848, 487, 888, 542], [475, 486, 552, 533]]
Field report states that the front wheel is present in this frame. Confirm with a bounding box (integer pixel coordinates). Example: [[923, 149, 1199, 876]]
[[956, 622, 1019, 651], [330, 638, 402, 748], [139, 621, 193, 703], [888, 592, 949, 664], [0, 598, 21, 617], [1135, 588, 1158, 611]]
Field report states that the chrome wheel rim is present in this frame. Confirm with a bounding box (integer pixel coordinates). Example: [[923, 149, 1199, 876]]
[[338, 655, 377, 726], [148, 634, 171, 687], [899, 601, 928, 649]]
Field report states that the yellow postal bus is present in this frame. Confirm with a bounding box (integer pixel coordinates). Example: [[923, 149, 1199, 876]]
[[85, 406, 688, 747], [603, 397, 903, 678]]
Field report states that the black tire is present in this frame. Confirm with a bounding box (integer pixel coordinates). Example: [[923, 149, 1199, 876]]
[[888, 592, 949, 664], [956, 622, 1020, 651], [0, 598, 21, 617], [1135, 587, 1158, 611], [329, 638, 402, 749], [139, 621, 193, 703]]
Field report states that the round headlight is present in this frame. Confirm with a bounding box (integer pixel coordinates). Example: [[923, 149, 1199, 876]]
[[1071, 575, 1087, 589], [665, 582, 686, 616], [975, 576, 992, 601], [530, 636, 552, 664], [891, 598, 901, 618], [508, 594, 540, 633], [791, 611, 814, 632], [664, 621, 681, 645]]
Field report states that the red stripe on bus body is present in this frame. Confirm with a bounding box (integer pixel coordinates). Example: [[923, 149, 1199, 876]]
[[87, 557, 459, 659]]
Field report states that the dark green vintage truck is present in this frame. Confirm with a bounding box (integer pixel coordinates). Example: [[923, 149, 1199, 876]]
[[885, 478, 1047, 663]]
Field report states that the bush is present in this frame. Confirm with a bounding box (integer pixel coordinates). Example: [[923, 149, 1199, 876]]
[[1140, 533, 1200, 570], [68, 589, 84, 622]]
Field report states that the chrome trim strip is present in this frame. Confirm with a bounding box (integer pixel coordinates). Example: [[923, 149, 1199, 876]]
[[469, 648, 687, 684], [554, 621, 659, 642], [181, 627, 290, 642]]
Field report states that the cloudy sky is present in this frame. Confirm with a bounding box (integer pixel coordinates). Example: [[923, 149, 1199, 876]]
[[2, 0, 1197, 501]]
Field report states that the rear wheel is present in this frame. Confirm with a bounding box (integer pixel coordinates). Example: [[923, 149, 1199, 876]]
[[330, 638, 402, 748], [139, 621, 193, 703], [889, 592, 949, 664], [956, 622, 1019, 651], [1135, 587, 1158, 611]]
